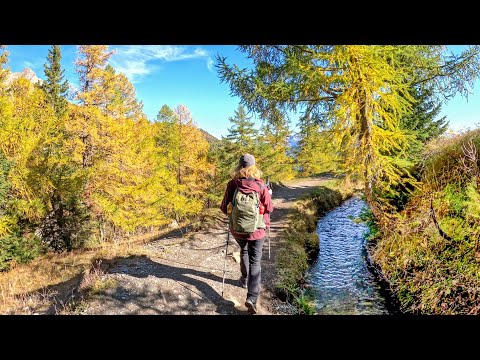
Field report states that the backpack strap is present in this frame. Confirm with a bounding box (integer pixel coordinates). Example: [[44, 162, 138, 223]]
[[245, 177, 265, 193], [232, 187, 239, 206]]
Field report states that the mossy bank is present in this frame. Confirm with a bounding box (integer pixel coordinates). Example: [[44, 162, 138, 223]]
[[369, 129, 480, 314]]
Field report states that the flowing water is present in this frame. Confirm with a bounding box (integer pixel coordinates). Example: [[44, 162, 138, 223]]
[[307, 196, 392, 315]]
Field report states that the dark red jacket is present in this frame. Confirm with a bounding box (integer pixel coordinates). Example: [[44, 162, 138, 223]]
[[220, 177, 273, 240]]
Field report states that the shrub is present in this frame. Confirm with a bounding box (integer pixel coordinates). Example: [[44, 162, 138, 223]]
[[0, 234, 43, 272]]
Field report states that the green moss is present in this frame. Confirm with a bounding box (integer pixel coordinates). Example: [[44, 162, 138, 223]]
[[359, 208, 380, 241]]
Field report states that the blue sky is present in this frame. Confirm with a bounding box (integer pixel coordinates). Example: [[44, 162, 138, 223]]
[[5, 45, 480, 139]]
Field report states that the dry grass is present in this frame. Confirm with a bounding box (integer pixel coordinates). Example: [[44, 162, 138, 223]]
[[0, 222, 183, 314]]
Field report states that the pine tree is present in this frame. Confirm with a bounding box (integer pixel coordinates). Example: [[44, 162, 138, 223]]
[[400, 86, 448, 162], [257, 107, 295, 182], [225, 105, 257, 155], [36, 45, 87, 250], [40, 45, 69, 118], [218, 105, 259, 182]]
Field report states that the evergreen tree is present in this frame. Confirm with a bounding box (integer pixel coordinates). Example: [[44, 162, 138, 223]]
[[257, 107, 295, 182], [400, 86, 448, 162], [225, 105, 257, 155], [40, 45, 69, 118], [217, 105, 259, 182]]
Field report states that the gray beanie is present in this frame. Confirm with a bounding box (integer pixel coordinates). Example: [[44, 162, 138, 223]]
[[239, 154, 255, 168]]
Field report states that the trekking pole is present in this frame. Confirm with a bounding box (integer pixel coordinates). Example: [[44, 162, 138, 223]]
[[266, 176, 271, 260], [221, 228, 230, 298], [268, 213, 271, 259]]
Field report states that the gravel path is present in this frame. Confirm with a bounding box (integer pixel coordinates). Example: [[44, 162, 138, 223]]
[[83, 177, 328, 315]]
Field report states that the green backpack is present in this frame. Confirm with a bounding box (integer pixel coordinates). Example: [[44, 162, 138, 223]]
[[229, 181, 266, 234]]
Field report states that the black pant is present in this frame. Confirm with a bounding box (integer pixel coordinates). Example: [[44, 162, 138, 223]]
[[234, 237, 265, 304]]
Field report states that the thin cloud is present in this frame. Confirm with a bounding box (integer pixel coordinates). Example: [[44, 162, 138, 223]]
[[207, 57, 214, 72], [110, 45, 214, 83], [23, 60, 43, 70]]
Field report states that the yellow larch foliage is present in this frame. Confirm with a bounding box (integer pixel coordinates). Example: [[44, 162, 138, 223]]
[[0, 78, 62, 222], [154, 104, 212, 220], [0, 45, 9, 93], [75, 45, 114, 107]]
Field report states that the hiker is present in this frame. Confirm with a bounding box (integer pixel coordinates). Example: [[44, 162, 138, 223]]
[[220, 154, 273, 314]]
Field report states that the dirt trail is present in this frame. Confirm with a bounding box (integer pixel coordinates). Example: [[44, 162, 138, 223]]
[[82, 176, 329, 315]]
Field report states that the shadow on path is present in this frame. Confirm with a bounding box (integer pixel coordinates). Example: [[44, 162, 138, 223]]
[[89, 255, 244, 315]]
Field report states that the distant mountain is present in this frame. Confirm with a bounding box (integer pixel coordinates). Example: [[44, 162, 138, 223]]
[[199, 128, 219, 144], [5, 68, 43, 87], [288, 134, 300, 149]]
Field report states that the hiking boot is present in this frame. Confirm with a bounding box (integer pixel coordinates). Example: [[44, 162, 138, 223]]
[[239, 276, 247, 289], [245, 298, 257, 314]]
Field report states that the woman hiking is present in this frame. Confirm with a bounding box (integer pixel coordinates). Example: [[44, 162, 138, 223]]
[[220, 154, 273, 314]]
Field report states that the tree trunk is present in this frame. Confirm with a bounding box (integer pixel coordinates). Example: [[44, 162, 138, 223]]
[[358, 90, 382, 221]]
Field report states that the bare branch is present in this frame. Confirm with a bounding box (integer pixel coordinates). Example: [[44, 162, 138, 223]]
[[430, 197, 452, 242]]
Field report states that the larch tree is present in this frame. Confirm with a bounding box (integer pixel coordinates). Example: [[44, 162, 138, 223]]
[[72, 46, 114, 229], [72, 45, 126, 239], [75, 45, 114, 107], [73, 45, 114, 169], [74, 45, 171, 240], [216, 45, 480, 220], [155, 104, 212, 221], [154, 104, 186, 220], [0, 45, 9, 93], [174, 105, 211, 216], [0, 78, 63, 240], [295, 114, 340, 176], [100, 65, 145, 120]]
